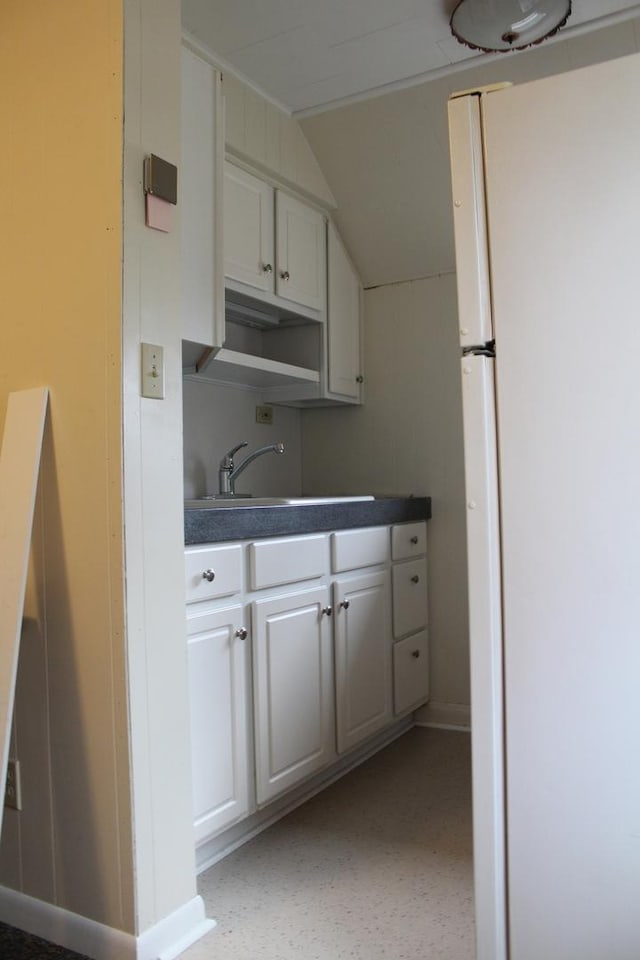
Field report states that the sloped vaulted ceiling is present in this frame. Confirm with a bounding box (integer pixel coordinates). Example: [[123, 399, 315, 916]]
[[299, 17, 640, 288]]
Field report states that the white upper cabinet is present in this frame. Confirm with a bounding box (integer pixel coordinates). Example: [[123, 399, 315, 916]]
[[223, 163, 274, 295], [180, 47, 224, 349], [327, 222, 363, 401], [224, 161, 326, 317], [181, 81, 362, 404], [275, 192, 326, 312]]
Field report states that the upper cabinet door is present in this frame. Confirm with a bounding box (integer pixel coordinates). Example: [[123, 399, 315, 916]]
[[327, 222, 362, 400], [275, 192, 326, 312], [224, 163, 274, 294], [180, 48, 225, 349]]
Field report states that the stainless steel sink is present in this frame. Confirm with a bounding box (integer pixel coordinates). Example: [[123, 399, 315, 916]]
[[184, 495, 374, 509]]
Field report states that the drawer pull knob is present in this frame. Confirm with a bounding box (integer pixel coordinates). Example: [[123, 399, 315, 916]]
[[280, 269, 290, 281], [202, 569, 216, 582], [411, 574, 420, 584], [410, 536, 419, 545], [322, 606, 333, 617], [262, 263, 273, 274], [235, 627, 248, 641], [411, 649, 421, 659], [339, 600, 350, 610]]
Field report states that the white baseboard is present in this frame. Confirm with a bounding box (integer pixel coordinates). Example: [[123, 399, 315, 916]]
[[415, 700, 471, 731], [0, 885, 215, 960]]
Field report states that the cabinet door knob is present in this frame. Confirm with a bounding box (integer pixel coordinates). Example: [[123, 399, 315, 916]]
[[262, 263, 273, 274], [411, 574, 420, 584], [235, 627, 248, 641], [202, 569, 215, 582], [339, 599, 350, 610], [280, 269, 290, 281], [410, 536, 419, 545], [411, 649, 421, 659], [355, 375, 364, 384], [322, 605, 332, 617]]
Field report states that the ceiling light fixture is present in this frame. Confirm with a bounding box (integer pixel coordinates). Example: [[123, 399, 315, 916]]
[[450, 0, 572, 53]]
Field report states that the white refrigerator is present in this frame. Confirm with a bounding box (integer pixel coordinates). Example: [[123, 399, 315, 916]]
[[448, 53, 640, 960]]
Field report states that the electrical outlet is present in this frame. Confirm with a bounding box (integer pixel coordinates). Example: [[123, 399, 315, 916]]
[[256, 404, 273, 425], [4, 759, 22, 811]]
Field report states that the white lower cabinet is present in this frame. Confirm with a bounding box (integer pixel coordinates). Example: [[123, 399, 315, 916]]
[[185, 518, 429, 851], [187, 604, 251, 843], [391, 522, 429, 715], [333, 570, 392, 754], [393, 629, 429, 715], [252, 584, 335, 804]]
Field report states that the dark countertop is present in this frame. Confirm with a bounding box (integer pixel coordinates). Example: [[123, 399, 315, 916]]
[[184, 496, 431, 545]]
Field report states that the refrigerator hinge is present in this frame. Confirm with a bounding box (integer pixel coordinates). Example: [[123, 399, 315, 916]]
[[462, 339, 495, 358]]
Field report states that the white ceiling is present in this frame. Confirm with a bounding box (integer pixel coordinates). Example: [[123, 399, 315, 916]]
[[182, 2, 640, 287], [182, 0, 640, 114]]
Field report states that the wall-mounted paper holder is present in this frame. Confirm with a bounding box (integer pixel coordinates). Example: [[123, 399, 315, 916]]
[[143, 154, 177, 231]]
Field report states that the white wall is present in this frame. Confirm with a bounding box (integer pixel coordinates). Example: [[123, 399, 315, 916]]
[[301, 16, 640, 288], [302, 274, 470, 707], [212, 68, 335, 208], [122, 0, 201, 934], [183, 380, 303, 498]]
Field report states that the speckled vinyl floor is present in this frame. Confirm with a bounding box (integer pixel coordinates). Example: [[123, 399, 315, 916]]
[[178, 727, 474, 960]]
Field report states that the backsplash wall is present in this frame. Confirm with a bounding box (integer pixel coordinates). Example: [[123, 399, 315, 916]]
[[182, 378, 303, 499]]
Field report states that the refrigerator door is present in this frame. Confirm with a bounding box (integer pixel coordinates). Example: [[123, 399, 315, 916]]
[[450, 89, 506, 960], [459, 354, 506, 960], [483, 53, 640, 960], [449, 93, 493, 350]]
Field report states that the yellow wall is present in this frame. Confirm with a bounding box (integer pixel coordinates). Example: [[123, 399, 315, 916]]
[[0, 0, 133, 931]]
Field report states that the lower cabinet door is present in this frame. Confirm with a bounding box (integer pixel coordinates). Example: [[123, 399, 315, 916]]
[[187, 604, 250, 845], [252, 585, 335, 804], [333, 570, 392, 754], [393, 629, 429, 715]]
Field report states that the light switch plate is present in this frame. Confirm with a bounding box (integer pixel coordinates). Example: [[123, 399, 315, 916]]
[[141, 343, 165, 399]]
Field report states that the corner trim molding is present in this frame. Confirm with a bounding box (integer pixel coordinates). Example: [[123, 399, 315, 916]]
[[0, 886, 215, 960], [415, 700, 471, 731]]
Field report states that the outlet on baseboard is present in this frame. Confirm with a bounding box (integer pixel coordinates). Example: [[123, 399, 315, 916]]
[[4, 758, 22, 811], [256, 404, 273, 425]]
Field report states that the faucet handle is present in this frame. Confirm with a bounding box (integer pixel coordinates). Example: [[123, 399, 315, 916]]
[[221, 440, 248, 466]]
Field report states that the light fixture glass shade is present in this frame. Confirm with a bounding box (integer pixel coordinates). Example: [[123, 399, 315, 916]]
[[450, 0, 571, 53]]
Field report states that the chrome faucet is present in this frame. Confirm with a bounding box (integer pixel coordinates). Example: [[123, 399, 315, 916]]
[[218, 441, 285, 496]]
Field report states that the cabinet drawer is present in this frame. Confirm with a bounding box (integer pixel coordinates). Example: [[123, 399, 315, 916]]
[[249, 534, 328, 590], [185, 544, 243, 604], [330, 526, 389, 573], [393, 630, 429, 715], [392, 558, 428, 638], [391, 521, 427, 560]]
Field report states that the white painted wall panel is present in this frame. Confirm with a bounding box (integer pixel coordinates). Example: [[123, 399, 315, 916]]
[[123, 0, 199, 931], [301, 275, 469, 708], [221, 71, 336, 207]]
